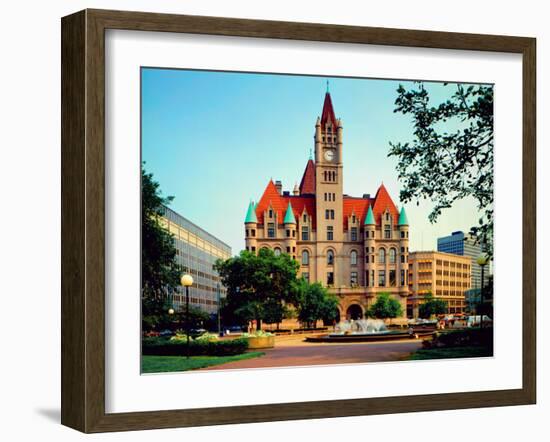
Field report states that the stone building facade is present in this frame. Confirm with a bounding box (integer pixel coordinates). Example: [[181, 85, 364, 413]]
[[244, 91, 410, 320]]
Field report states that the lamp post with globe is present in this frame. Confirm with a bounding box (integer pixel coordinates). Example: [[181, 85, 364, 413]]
[[181, 274, 194, 358]]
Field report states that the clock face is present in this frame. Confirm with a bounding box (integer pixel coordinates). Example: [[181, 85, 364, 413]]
[[324, 150, 335, 162]]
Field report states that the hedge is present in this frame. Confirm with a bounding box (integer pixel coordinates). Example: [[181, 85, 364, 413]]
[[424, 328, 493, 350], [142, 337, 249, 357]]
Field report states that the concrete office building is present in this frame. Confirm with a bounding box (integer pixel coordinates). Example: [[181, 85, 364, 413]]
[[160, 206, 232, 314], [437, 230, 484, 289]]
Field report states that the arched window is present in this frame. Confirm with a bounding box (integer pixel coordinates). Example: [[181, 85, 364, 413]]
[[302, 250, 309, 266], [350, 250, 358, 265], [274, 247, 281, 257], [378, 248, 386, 264], [327, 250, 334, 265], [389, 248, 397, 264]]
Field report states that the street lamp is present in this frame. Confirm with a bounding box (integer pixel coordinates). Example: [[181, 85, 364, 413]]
[[181, 274, 194, 359], [476, 254, 489, 330], [217, 282, 222, 337]]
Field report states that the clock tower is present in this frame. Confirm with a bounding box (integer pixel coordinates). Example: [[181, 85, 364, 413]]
[[314, 89, 344, 284]]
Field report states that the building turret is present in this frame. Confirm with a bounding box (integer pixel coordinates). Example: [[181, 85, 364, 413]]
[[398, 206, 409, 290], [336, 118, 343, 163], [244, 201, 258, 253], [314, 117, 322, 163], [283, 201, 297, 260], [364, 205, 376, 288], [293, 183, 300, 196]]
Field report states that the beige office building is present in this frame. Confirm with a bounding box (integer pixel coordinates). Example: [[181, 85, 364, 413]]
[[407, 251, 472, 318], [244, 90, 410, 320]]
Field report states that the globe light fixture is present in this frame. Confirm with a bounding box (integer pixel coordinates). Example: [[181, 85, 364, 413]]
[[476, 254, 489, 267], [180, 273, 194, 358], [168, 308, 175, 315], [181, 274, 194, 287]]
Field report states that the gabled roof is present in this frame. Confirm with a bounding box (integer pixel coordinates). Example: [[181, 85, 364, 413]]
[[255, 180, 316, 228], [244, 200, 257, 223], [320, 92, 338, 128], [343, 197, 372, 230], [299, 159, 316, 195], [372, 183, 399, 225], [283, 201, 297, 224]]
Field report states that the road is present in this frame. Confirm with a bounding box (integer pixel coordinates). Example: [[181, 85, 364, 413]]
[[204, 334, 423, 370]]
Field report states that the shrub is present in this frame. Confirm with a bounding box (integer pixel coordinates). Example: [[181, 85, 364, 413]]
[[241, 330, 274, 338], [424, 328, 493, 350], [142, 337, 249, 356]]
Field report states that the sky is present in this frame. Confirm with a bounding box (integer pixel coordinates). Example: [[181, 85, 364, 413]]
[[141, 68, 490, 255]]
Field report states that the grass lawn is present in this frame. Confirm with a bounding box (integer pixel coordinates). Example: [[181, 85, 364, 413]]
[[142, 352, 265, 373], [408, 346, 493, 361]]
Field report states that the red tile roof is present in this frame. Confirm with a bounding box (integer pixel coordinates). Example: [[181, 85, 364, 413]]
[[256, 180, 316, 228], [320, 92, 338, 128], [343, 197, 373, 230], [372, 184, 399, 225], [255, 179, 398, 231], [299, 159, 316, 195]]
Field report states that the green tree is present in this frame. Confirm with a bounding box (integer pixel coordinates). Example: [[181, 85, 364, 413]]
[[214, 248, 299, 330], [141, 163, 181, 330], [389, 82, 494, 255], [295, 279, 339, 329], [418, 292, 448, 319], [367, 293, 403, 322], [172, 306, 210, 333], [262, 298, 287, 329]]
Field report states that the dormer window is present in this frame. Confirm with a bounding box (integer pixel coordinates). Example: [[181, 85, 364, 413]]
[[269, 209, 273, 218], [303, 214, 307, 222]]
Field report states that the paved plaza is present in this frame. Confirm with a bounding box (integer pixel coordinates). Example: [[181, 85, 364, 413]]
[[204, 334, 423, 370]]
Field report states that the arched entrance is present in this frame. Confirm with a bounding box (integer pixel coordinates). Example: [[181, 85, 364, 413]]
[[346, 304, 363, 320]]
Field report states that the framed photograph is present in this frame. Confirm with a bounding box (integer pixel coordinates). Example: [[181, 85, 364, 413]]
[[61, 9, 536, 433]]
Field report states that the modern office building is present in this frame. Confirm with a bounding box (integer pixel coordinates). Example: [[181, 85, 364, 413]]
[[160, 206, 232, 314], [407, 251, 472, 317], [437, 230, 484, 290], [243, 90, 410, 320]]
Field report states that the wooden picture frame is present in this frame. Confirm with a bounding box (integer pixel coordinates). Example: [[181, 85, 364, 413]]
[[61, 8, 536, 433]]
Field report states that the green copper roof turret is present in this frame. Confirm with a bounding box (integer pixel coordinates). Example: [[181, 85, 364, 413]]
[[244, 201, 257, 223], [364, 205, 375, 225], [283, 201, 296, 224], [398, 206, 409, 226]]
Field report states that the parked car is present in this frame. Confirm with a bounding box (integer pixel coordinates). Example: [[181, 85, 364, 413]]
[[224, 325, 244, 334], [466, 315, 493, 327], [158, 329, 174, 337]]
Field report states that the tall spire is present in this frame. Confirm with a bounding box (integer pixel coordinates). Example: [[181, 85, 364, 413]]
[[320, 89, 337, 129], [326, 79, 330, 93]]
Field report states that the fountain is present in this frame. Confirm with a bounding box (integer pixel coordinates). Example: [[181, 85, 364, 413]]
[[333, 318, 389, 335], [305, 318, 435, 343]]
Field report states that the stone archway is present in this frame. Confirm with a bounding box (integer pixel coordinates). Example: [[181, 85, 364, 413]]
[[346, 304, 363, 320]]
